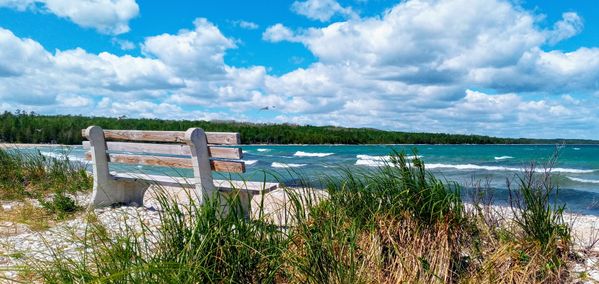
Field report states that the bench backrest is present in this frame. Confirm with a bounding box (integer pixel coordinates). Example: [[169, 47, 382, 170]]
[[82, 128, 246, 173]]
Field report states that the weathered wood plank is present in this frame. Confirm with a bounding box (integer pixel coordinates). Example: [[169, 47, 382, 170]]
[[209, 147, 243, 159], [84, 152, 245, 173], [82, 141, 242, 159], [81, 129, 240, 145]]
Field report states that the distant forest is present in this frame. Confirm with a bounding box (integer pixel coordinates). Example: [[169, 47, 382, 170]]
[[0, 111, 597, 145]]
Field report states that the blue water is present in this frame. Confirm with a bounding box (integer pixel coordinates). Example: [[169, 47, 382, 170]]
[[24, 144, 599, 215]]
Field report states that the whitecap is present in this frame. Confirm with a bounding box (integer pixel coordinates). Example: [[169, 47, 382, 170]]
[[354, 157, 595, 174], [356, 154, 389, 161], [573, 147, 581, 151], [294, 151, 333, 157], [355, 154, 425, 167], [567, 176, 599, 184], [355, 159, 386, 167], [244, 160, 258, 165], [552, 168, 595, 174], [356, 154, 422, 162], [40, 151, 86, 163], [494, 156, 514, 160], [257, 148, 270, 152], [424, 163, 594, 174], [271, 162, 306, 168]]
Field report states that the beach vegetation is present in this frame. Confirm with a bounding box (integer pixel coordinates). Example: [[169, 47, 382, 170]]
[[0, 147, 91, 230], [0, 147, 91, 201], [20, 152, 573, 283]]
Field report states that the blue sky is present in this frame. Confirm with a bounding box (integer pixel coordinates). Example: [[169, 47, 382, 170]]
[[0, 0, 598, 139]]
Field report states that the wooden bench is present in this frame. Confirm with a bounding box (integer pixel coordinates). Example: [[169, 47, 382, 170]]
[[82, 126, 278, 211]]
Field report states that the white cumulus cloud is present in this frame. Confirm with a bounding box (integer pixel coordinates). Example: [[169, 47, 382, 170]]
[[262, 24, 298, 42], [291, 0, 358, 22], [142, 18, 236, 77], [547, 12, 584, 45], [0, 0, 139, 35], [2, 0, 599, 139]]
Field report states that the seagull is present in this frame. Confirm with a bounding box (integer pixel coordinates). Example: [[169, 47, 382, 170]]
[[259, 106, 276, 111]]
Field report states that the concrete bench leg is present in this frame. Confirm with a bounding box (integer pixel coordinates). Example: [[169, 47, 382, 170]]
[[90, 180, 149, 208], [85, 125, 149, 208]]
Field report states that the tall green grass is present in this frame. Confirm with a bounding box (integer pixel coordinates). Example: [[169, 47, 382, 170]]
[[508, 164, 570, 251], [0, 147, 91, 223], [26, 152, 572, 283], [0, 147, 91, 200]]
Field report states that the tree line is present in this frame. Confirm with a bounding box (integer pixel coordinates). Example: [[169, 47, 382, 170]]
[[0, 111, 596, 145]]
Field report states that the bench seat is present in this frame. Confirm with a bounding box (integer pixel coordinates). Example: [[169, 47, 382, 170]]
[[111, 172, 279, 193]]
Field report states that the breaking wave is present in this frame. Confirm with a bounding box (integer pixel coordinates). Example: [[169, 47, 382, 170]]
[[40, 151, 86, 163], [567, 176, 599, 184], [271, 162, 306, 168], [424, 163, 594, 174], [294, 151, 333, 157], [494, 156, 514, 160], [355, 154, 422, 166], [355, 156, 594, 174]]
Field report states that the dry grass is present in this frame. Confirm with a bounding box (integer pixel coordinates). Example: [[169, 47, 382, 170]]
[[0, 201, 83, 235], [462, 217, 570, 283], [356, 215, 461, 283], [0, 202, 54, 233]]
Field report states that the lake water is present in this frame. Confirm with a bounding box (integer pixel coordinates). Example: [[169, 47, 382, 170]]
[[25, 144, 599, 215]]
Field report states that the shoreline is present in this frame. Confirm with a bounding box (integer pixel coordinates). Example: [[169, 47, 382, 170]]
[[2, 142, 599, 147], [0, 143, 69, 148]]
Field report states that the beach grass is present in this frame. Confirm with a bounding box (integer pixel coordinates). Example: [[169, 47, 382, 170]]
[[0, 147, 91, 220], [15, 151, 573, 283]]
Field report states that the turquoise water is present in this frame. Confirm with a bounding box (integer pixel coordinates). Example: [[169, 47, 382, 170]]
[[26, 144, 599, 214]]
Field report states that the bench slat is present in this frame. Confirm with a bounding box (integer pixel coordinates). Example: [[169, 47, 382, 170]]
[[82, 129, 240, 145], [85, 153, 245, 173], [82, 141, 242, 159]]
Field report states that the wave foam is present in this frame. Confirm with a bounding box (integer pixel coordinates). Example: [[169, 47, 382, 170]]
[[425, 163, 594, 174], [552, 168, 595, 174], [573, 147, 581, 151], [355, 159, 385, 167], [355, 154, 422, 166], [40, 151, 86, 163], [244, 160, 258, 165], [355, 157, 595, 174], [356, 154, 388, 161], [257, 148, 270, 152], [356, 154, 421, 161], [271, 162, 306, 168], [567, 176, 599, 184], [294, 151, 333, 157], [494, 156, 514, 160]]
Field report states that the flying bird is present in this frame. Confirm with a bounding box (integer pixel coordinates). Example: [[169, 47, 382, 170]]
[[259, 106, 276, 111]]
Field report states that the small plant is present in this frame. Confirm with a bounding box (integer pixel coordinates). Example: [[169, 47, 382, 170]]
[[40, 191, 80, 219], [508, 162, 570, 251]]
